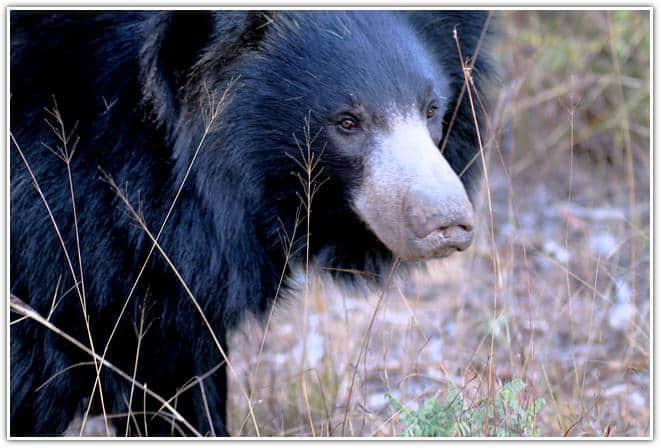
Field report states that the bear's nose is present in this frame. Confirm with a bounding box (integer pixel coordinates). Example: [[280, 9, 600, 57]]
[[405, 188, 475, 252], [431, 221, 474, 251]]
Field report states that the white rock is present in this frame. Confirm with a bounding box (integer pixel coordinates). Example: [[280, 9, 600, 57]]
[[590, 232, 618, 257], [291, 332, 325, 366], [608, 303, 636, 330], [614, 280, 633, 303], [628, 391, 646, 408], [445, 321, 456, 337], [368, 393, 388, 410], [422, 337, 443, 361], [603, 384, 627, 397], [543, 240, 570, 264]]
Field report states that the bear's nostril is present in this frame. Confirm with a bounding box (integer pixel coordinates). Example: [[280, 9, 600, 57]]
[[409, 212, 475, 240], [457, 223, 474, 233], [437, 224, 472, 238], [430, 217, 474, 240], [437, 223, 471, 233], [435, 224, 474, 251]]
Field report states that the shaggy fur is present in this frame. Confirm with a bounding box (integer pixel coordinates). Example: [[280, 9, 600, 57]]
[[10, 11, 491, 436]]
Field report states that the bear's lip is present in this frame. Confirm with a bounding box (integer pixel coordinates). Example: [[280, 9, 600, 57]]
[[396, 228, 474, 262]]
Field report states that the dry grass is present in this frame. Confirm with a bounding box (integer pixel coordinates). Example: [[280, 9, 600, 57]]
[[227, 10, 651, 437], [10, 10, 650, 438]]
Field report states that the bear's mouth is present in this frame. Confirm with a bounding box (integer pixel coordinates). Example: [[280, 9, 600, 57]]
[[402, 224, 475, 261], [356, 213, 475, 262]]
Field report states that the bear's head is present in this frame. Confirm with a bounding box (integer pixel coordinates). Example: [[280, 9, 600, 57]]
[[141, 11, 491, 275]]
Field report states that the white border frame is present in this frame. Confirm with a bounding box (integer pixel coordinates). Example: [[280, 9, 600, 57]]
[[3, 3, 654, 445]]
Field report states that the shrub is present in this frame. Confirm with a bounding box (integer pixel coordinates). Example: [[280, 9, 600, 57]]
[[387, 379, 546, 437]]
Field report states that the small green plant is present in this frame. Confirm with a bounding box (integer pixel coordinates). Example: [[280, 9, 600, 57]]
[[387, 379, 546, 437]]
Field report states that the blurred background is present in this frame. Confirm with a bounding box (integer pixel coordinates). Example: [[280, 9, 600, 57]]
[[229, 10, 651, 437]]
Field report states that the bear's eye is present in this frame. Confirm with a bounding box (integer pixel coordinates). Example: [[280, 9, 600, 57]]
[[426, 104, 438, 119], [339, 117, 359, 131]]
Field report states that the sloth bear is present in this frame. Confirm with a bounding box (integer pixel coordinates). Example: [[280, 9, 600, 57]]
[[10, 11, 491, 436]]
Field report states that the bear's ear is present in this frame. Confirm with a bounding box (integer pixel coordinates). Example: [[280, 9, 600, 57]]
[[140, 11, 271, 128], [406, 11, 493, 79]]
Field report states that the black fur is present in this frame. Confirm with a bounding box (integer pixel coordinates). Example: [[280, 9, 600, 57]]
[[10, 11, 491, 436]]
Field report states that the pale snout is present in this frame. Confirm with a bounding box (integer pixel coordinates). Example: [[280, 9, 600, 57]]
[[404, 187, 475, 258], [352, 115, 477, 262]]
